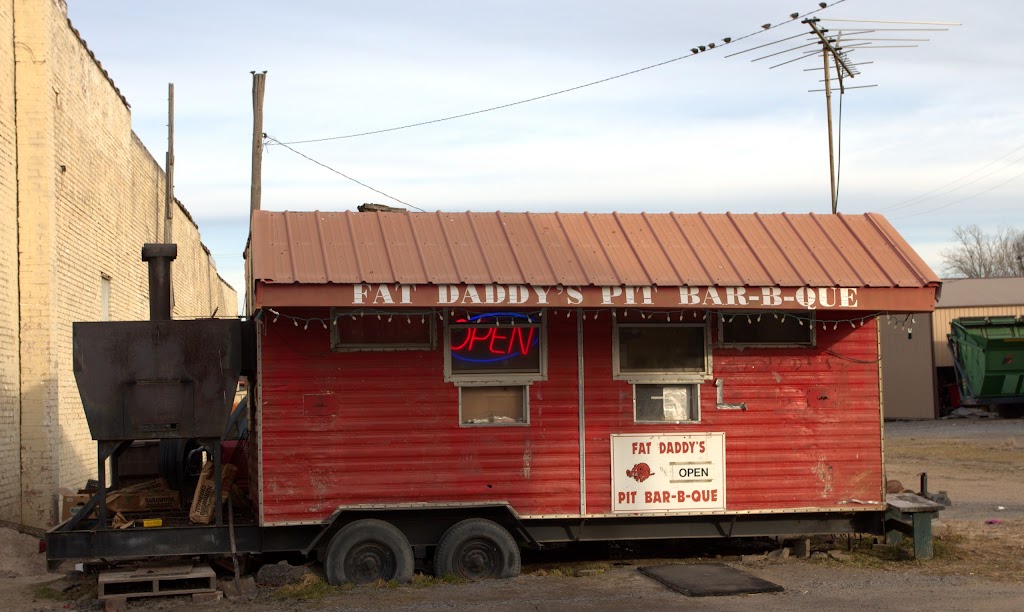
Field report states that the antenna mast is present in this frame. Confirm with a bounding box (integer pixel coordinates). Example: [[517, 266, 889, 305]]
[[805, 18, 853, 214]]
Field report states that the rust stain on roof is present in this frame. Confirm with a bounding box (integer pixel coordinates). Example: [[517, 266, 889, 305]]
[[251, 210, 939, 289]]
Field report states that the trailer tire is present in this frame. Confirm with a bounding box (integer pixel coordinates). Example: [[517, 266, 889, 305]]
[[434, 518, 521, 580], [323, 519, 414, 585]]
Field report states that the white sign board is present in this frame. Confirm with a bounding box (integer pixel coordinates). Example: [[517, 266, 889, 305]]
[[611, 433, 726, 514]]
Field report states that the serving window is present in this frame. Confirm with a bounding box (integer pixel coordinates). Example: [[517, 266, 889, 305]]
[[613, 322, 711, 383], [459, 385, 529, 426], [719, 311, 815, 347], [330, 309, 435, 351], [445, 312, 546, 384]]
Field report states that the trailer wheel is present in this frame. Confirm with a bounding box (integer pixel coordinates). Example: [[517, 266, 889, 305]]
[[434, 518, 521, 579], [324, 519, 414, 585]]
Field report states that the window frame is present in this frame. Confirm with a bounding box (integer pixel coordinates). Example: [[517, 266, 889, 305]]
[[444, 312, 548, 385], [717, 311, 816, 348], [612, 320, 712, 384], [458, 384, 531, 427], [329, 308, 436, 352], [633, 383, 701, 424]]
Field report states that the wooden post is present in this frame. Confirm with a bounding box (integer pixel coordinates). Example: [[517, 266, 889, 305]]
[[248, 71, 267, 317], [822, 49, 837, 214], [164, 83, 174, 242], [250, 71, 267, 216]]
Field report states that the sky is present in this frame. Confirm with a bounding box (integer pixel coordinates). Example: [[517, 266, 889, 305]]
[[65, 0, 1023, 310]]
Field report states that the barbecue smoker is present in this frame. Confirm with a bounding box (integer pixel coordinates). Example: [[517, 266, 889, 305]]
[[49, 210, 945, 582], [63, 244, 243, 530]]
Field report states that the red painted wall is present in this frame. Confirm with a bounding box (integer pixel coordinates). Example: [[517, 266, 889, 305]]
[[258, 308, 581, 524], [258, 308, 882, 525]]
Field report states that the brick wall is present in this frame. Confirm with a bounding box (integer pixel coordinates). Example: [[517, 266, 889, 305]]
[[0, 1, 21, 522], [5, 0, 237, 527]]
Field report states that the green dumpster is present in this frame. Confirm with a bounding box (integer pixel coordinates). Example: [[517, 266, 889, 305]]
[[948, 316, 1024, 415]]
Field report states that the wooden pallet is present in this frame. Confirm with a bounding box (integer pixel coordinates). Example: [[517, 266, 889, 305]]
[[98, 563, 216, 600]]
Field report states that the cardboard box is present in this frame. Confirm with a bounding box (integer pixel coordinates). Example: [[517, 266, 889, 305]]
[[106, 489, 181, 514], [60, 488, 95, 522], [189, 461, 238, 524]]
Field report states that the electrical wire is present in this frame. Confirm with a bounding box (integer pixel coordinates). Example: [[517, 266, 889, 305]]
[[877, 142, 1024, 212], [264, 135, 427, 212], [890, 167, 1024, 219], [271, 0, 846, 146]]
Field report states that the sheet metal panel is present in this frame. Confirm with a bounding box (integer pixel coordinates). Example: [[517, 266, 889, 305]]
[[259, 309, 582, 524], [587, 214, 651, 286], [582, 314, 884, 514], [251, 211, 939, 292], [729, 214, 801, 287], [499, 213, 558, 286], [466, 213, 522, 284], [557, 213, 620, 285], [614, 214, 679, 287], [644, 214, 711, 287], [529, 213, 588, 285], [672, 214, 743, 286], [437, 213, 491, 283], [702, 214, 769, 286], [376, 213, 428, 285], [407, 214, 459, 285]]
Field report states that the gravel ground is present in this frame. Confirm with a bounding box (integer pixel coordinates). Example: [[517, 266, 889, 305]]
[[3, 417, 1023, 611]]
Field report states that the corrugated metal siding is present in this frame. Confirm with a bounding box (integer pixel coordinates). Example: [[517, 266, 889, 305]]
[[259, 308, 884, 524], [582, 314, 883, 513], [251, 211, 939, 290], [259, 310, 581, 524], [881, 313, 936, 419], [933, 306, 1024, 368]]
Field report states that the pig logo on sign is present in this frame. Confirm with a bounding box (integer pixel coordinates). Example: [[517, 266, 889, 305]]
[[626, 463, 652, 483]]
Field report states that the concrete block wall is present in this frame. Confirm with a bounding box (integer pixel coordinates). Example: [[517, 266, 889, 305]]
[[0, 1, 21, 522], [4, 0, 238, 527]]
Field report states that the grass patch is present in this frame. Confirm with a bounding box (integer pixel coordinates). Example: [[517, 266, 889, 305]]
[[886, 440, 1023, 468], [32, 585, 67, 601], [272, 574, 339, 601], [528, 561, 612, 577], [410, 573, 468, 587]]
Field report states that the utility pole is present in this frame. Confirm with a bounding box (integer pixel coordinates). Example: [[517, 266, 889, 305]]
[[164, 83, 175, 241], [248, 71, 267, 317], [250, 71, 267, 217], [804, 19, 853, 215]]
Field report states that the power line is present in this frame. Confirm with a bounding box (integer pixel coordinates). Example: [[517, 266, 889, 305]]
[[264, 136, 426, 212], [877, 142, 1024, 212], [890, 168, 1024, 219], [271, 0, 846, 146]]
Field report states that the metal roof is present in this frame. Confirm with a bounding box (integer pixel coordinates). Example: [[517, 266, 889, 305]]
[[250, 210, 939, 289], [937, 277, 1024, 308]]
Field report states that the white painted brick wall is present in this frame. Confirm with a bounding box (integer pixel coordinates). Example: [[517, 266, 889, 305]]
[[4, 0, 237, 527]]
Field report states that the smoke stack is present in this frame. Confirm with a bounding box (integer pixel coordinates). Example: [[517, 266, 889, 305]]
[[141, 243, 177, 321]]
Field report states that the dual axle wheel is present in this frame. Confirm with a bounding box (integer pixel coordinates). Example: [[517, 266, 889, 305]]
[[324, 518, 520, 585]]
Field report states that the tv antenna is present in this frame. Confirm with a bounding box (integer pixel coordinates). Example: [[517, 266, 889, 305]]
[[727, 14, 960, 214]]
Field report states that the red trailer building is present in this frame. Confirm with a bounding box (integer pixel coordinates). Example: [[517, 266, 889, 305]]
[[242, 209, 939, 582]]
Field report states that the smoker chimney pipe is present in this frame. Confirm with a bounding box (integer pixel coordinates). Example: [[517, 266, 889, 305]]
[[141, 243, 177, 321]]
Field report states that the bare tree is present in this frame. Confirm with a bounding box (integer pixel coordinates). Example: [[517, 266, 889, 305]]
[[941, 225, 1024, 278]]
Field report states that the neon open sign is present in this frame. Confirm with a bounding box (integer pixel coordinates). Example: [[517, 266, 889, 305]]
[[450, 312, 540, 371]]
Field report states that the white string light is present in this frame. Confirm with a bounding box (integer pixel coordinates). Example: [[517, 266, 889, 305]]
[[260, 307, 912, 340]]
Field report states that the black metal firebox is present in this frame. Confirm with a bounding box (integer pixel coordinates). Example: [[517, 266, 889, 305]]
[[60, 243, 245, 531]]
